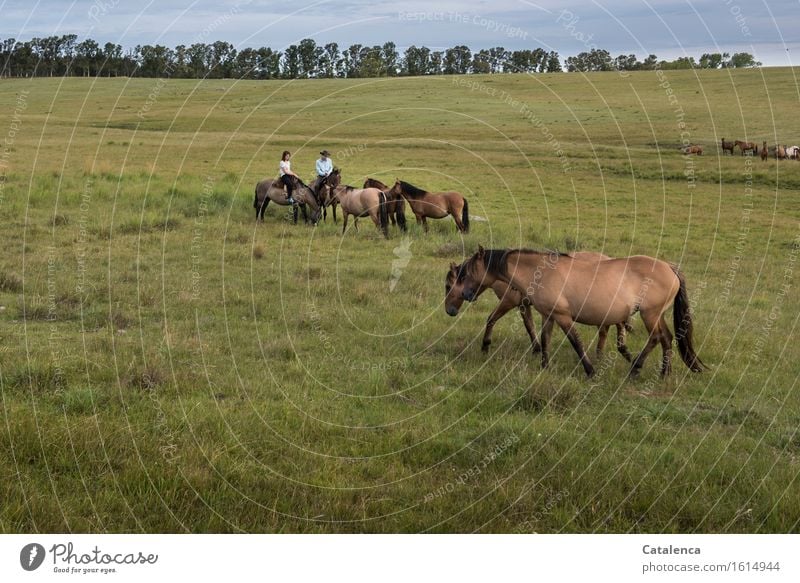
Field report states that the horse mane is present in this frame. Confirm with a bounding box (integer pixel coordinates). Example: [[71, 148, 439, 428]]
[[399, 181, 428, 198]]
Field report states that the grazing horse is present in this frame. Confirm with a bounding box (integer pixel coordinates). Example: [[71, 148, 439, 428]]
[[721, 138, 735, 156], [456, 246, 705, 378], [683, 145, 703, 155], [444, 251, 634, 361], [254, 175, 321, 224], [387, 180, 469, 233], [761, 141, 768, 161], [735, 140, 758, 156], [364, 178, 407, 231], [329, 183, 390, 238]]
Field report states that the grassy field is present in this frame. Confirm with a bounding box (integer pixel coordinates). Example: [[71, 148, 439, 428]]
[[1, 68, 799, 533]]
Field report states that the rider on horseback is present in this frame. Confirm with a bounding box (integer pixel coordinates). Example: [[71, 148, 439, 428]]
[[279, 150, 299, 204]]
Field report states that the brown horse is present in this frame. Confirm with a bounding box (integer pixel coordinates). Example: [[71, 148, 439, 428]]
[[776, 145, 787, 160], [445, 251, 634, 361], [364, 178, 407, 231], [254, 175, 321, 224], [683, 145, 703, 155], [761, 141, 768, 161], [387, 180, 469, 233], [456, 246, 705, 378], [721, 138, 735, 156], [735, 140, 758, 156], [329, 183, 390, 238]]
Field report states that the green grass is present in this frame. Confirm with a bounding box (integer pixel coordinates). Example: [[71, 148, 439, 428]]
[[1, 69, 799, 533]]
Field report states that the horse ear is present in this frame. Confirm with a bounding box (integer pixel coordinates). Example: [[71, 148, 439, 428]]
[[477, 245, 485, 258], [449, 262, 458, 272]]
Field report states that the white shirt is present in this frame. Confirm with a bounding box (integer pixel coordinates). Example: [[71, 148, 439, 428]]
[[279, 160, 291, 176]]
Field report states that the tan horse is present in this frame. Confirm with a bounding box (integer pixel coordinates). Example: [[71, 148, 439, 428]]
[[254, 175, 321, 224], [329, 183, 390, 238], [364, 178, 407, 231], [387, 180, 469, 233], [445, 251, 633, 361], [735, 140, 758, 156], [683, 145, 703, 155], [456, 246, 705, 378], [776, 145, 787, 160]]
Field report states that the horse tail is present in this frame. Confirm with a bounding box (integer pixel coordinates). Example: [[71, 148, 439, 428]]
[[671, 266, 705, 372], [461, 197, 470, 233], [396, 196, 407, 232], [378, 191, 389, 238]]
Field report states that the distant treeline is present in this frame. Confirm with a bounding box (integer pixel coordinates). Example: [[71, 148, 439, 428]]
[[0, 35, 762, 79]]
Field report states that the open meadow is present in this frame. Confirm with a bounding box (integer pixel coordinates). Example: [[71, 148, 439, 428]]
[[1, 68, 799, 532]]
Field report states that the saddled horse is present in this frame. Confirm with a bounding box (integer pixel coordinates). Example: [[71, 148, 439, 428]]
[[329, 182, 390, 238], [445, 251, 633, 361], [455, 246, 705, 378], [387, 180, 469, 233], [735, 140, 758, 156], [254, 175, 321, 224], [312, 169, 340, 223], [364, 178, 407, 231], [721, 138, 735, 156]]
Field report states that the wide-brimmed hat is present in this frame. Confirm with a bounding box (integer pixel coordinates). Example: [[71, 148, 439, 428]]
[[320, 150, 331, 156]]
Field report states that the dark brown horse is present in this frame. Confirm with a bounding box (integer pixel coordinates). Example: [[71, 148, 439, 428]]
[[387, 180, 469, 233], [253, 175, 321, 224], [735, 140, 758, 156], [364, 178, 407, 231], [761, 141, 768, 161], [456, 246, 705, 378], [445, 251, 634, 361], [721, 138, 735, 156]]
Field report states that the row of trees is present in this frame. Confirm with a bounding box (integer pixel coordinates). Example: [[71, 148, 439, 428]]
[[566, 49, 761, 72], [0, 35, 761, 79]]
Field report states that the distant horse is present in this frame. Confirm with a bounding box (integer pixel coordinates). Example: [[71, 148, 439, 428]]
[[787, 146, 800, 160], [456, 246, 705, 378], [683, 145, 703, 155], [364, 178, 407, 231], [721, 138, 735, 156], [735, 140, 758, 156], [445, 251, 634, 361], [761, 141, 768, 161], [254, 175, 321, 224], [329, 182, 390, 238], [776, 145, 787, 160], [387, 180, 469, 233]]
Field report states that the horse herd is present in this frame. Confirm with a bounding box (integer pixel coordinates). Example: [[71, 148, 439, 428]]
[[685, 138, 800, 159], [253, 168, 469, 237], [253, 169, 706, 381]]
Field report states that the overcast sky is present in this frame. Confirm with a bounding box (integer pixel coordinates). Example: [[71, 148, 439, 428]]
[[1, 0, 798, 65]]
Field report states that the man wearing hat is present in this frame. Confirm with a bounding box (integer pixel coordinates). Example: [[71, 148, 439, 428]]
[[316, 150, 333, 178], [311, 149, 334, 198]]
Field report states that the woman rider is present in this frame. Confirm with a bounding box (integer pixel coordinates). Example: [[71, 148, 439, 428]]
[[279, 150, 299, 204]]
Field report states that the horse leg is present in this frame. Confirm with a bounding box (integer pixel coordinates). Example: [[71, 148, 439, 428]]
[[333, 202, 338, 223], [520, 303, 541, 354], [354, 217, 359, 232], [341, 212, 349, 235], [293, 205, 298, 224], [658, 315, 673, 377], [596, 325, 609, 358], [539, 316, 554, 369], [261, 198, 270, 221], [452, 210, 465, 232], [553, 314, 595, 377], [481, 298, 515, 353], [421, 216, 429, 233], [616, 323, 633, 362], [630, 309, 662, 377]]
